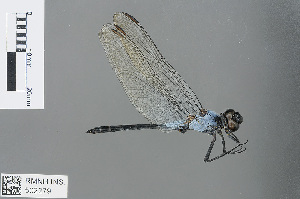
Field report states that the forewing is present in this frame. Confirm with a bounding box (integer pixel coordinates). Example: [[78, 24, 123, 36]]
[[99, 13, 203, 124]]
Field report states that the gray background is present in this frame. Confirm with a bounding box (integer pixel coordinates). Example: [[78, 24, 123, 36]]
[[1, 0, 300, 198]]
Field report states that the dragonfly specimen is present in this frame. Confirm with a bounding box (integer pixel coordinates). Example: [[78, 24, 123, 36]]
[[86, 12, 248, 162]]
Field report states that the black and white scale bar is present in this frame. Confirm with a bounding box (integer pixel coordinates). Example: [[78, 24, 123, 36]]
[[16, 33, 26, 37], [16, 40, 26, 44], [17, 17, 26, 21], [16, 13, 28, 53], [7, 52, 16, 91], [17, 25, 26, 29], [6, 12, 30, 91], [16, 48, 26, 52]]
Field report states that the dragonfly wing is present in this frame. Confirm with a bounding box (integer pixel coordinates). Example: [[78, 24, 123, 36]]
[[99, 13, 203, 124], [113, 13, 203, 114]]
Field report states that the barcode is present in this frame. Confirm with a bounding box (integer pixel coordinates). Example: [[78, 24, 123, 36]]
[[1, 175, 22, 196], [1, 174, 68, 198]]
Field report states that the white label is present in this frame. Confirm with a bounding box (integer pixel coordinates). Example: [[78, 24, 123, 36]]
[[0, 0, 44, 109], [1, 174, 68, 198]]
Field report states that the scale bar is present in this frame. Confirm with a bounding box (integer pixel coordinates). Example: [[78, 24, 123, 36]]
[[17, 25, 26, 29], [17, 17, 26, 21], [7, 52, 16, 91], [16, 48, 26, 52], [16, 40, 26, 44], [16, 33, 26, 37], [1, 1, 44, 109]]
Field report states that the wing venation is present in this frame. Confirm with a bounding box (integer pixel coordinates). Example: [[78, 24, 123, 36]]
[[98, 13, 203, 124]]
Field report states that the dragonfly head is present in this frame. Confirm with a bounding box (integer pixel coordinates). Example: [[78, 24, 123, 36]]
[[222, 109, 243, 133]]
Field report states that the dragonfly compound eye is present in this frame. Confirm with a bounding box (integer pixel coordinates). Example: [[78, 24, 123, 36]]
[[232, 112, 243, 124]]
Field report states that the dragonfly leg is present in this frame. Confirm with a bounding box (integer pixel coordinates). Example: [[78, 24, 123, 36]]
[[227, 132, 240, 144], [229, 140, 248, 154], [226, 132, 248, 154], [204, 131, 248, 162], [204, 141, 247, 162], [217, 130, 226, 153], [204, 132, 217, 162]]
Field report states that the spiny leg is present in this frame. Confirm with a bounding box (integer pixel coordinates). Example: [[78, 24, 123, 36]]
[[229, 140, 248, 154], [226, 132, 248, 154], [227, 132, 240, 144], [204, 131, 248, 162], [217, 130, 226, 153], [204, 141, 247, 162], [204, 132, 217, 162]]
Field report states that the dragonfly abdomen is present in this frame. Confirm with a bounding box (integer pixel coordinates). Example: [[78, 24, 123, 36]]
[[86, 124, 167, 134]]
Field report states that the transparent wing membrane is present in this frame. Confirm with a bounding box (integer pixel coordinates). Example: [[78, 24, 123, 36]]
[[99, 12, 202, 124]]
